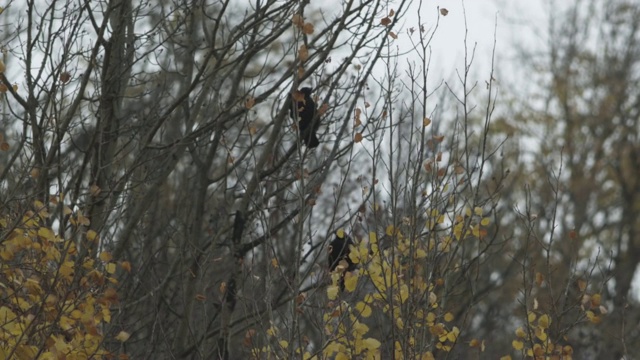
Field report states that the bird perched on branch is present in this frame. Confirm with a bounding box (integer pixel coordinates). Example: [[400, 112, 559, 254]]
[[328, 230, 356, 290], [289, 87, 320, 148]]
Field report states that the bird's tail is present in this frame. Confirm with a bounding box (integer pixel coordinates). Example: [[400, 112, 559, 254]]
[[306, 133, 320, 148]]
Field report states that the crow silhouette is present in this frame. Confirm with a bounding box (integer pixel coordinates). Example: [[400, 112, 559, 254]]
[[289, 87, 320, 148], [328, 231, 356, 290]]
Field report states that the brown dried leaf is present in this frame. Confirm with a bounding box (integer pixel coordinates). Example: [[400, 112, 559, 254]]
[[354, 108, 362, 127], [60, 71, 71, 83], [423, 117, 431, 126], [389, 9, 395, 17], [318, 102, 329, 115], [248, 122, 257, 135], [423, 160, 432, 172], [354, 133, 363, 143], [381, 17, 392, 26], [1, 142, 10, 151], [292, 14, 304, 27], [389, 31, 398, 39], [440, 8, 449, 16], [302, 22, 314, 34], [90, 184, 101, 197], [577, 279, 587, 292], [245, 97, 255, 109], [298, 45, 309, 62]]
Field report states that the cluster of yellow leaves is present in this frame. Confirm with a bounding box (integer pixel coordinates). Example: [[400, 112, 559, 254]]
[[508, 312, 574, 360], [323, 229, 466, 358], [577, 280, 608, 324], [0, 199, 128, 359]]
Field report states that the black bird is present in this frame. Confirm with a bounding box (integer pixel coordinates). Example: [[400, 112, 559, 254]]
[[289, 87, 320, 148], [328, 231, 356, 290]]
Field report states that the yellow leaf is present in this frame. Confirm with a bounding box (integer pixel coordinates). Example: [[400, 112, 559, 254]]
[[362, 338, 380, 350], [271, 258, 279, 268], [38, 227, 55, 240], [369, 231, 378, 244], [336, 228, 345, 238], [279, 340, 289, 349], [538, 314, 550, 328], [527, 311, 536, 323], [100, 251, 113, 262], [327, 285, 339, 300], [428, 292, 437, 305], [535, 327, 547, 341], [353, 321, 369, 336], [385, 225, 395, 236], [500, 356, 512, 360], [106, 263, 117, 274], [116, 331, 130, 342], [444, 312, 454, 322], [102, 307, 111, 323], [344, 272, 358, 292], [512, 340, 524, 350], [356, 301, 372, 318], [515, 326, 527, 338], [59, 261, 74, 278], [421, 352, 435, 360], [87, 230, 98, 242], [474, 207, 483, 216], [481, 217, 491, 226]]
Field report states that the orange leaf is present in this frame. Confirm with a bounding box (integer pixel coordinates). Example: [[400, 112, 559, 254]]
[[354, 133, 363, 143]]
